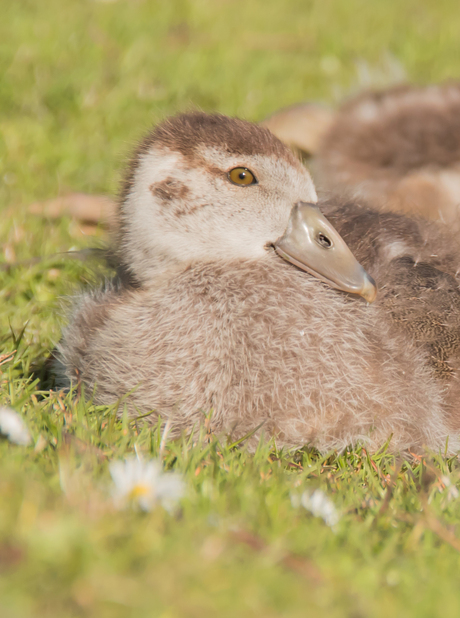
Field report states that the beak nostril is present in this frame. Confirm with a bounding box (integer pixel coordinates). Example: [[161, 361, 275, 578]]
[[317, 233, 332, 249]]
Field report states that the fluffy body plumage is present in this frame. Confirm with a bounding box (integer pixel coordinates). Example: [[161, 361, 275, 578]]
[[315, 83, 460, 222], [322, 202, 460, 387], [55, 112, 460, 454]]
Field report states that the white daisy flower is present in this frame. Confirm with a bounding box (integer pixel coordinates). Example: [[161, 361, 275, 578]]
[[0, 406, 32, 446], [292, 488, 340, 528], [440, 475, 460, 502], [109, 456, 184, 512]]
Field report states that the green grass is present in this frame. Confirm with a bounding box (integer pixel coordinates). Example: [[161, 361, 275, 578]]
[[3, 0, 460, 615]]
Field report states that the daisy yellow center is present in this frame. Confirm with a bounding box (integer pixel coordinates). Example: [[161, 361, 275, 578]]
[[128, 483, 152, 500]]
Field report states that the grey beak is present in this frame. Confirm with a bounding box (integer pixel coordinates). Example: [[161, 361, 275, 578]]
[[274, 202, 377, 302]]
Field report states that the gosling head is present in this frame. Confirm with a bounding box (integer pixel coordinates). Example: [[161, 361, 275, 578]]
[[117, 112, 376, 301]]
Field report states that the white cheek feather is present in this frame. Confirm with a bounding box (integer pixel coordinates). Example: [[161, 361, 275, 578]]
[[126, 149, 181, 241]]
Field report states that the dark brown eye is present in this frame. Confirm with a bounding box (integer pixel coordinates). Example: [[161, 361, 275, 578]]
[[317, 232, 332, 249], [228, 167, 257, 186]]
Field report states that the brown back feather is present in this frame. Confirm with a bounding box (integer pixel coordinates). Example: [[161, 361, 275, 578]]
[[322, 199, 460, 381], [319, 83, 460, 177]]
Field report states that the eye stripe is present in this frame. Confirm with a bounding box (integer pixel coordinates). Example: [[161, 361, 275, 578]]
[[228, 167, 257, 186]]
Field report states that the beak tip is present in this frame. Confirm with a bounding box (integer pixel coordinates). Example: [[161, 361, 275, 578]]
[[360, 275, 378, 303]]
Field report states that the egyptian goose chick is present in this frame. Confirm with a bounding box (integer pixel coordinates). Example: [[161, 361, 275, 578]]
[[54, 113, 459, 454], [314, 83, 460, 222]]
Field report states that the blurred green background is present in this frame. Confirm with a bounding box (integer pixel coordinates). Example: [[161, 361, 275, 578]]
[[2, 0, 460, 209]]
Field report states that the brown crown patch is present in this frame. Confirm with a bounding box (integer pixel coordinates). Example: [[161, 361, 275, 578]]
[[119, 112, 300, 204], [149, 177, 190, 203]]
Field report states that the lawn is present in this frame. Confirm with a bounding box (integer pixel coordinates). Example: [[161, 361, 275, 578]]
[[2, 0, 460, 616]]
